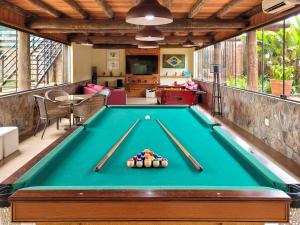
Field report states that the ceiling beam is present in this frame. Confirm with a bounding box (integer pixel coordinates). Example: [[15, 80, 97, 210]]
[[63, 0, 89, 19], [95, 0, 114, 18], [188, 0, 208, 18], [240, 5, 262, 19], [29, 18, 247, 30], [27, 0, 62, 17], [215, 0, 244, 19], [93, 44, 194, 49], [0, 0, 33, 17], [163, 0, 173, 9], [94, 44, 137, 49], [37, 27, 239, 34], [71, 35, 212, 45]]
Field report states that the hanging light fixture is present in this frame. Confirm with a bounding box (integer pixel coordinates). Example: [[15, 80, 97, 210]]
[[81, 36, 93, 47], [126, 0, 173, 26], [138, 41, 159, 49], [136, 26, 164, 41], [182, 38, 195, 48]]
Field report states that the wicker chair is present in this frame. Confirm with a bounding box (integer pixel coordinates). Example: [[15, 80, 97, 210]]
[[99, 89, 111, 105], [45, 89, 69, 103], [34, 95, 72, 139], [72, 91, 108, 123]]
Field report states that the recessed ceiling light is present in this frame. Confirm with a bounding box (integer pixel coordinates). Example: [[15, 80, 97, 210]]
[[126, 0, 173, 26], [136, 26, 164, 41]]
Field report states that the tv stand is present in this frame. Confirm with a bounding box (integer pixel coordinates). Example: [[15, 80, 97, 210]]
[[125, 74, 160, 97]]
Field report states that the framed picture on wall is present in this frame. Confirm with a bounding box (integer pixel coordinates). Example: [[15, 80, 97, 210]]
[[162, 54, 185, 68], [107, 50, 120, 70]]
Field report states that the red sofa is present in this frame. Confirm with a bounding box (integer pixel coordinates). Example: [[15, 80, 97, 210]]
[[83, 84, 127, 105]]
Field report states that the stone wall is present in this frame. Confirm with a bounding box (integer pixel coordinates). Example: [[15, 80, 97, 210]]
[[0, 80, 89, 138], [197, 81, 300, 166]]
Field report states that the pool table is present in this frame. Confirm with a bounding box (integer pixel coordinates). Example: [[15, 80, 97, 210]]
[[0, 105, 298, 223]]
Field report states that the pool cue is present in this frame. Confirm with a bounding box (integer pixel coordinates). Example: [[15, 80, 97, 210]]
[[95, 119, 140, 172], [156, 119, 203, 172]]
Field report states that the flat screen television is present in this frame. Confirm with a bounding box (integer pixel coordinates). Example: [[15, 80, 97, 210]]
[[126, 55, 158, 75]]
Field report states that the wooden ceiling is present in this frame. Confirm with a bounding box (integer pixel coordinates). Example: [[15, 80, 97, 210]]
[[0, 0, 273, 48]]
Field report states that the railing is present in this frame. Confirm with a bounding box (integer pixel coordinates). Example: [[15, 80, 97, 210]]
[[31, 40, 63, 87], [0, 43, 17, 91], [0, 34, 63, 93]]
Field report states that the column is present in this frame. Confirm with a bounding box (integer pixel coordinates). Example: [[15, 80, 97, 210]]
[[17, 31, 31, 91], [247, 30, 258, 91], [213, 43, 221, 65]]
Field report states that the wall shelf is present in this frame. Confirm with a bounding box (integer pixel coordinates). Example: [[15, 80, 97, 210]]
[[160, 76, 190, 78], [97, 76, 125, 78]]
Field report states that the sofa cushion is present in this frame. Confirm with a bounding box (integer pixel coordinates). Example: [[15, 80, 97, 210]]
[[86, 83, 94, 88], [93, 85, 104, 91], [83, 86, 97, 95]]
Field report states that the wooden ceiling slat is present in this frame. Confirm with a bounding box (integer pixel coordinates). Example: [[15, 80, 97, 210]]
[[189, 0, 209, 18], [0, 0, 278, 46], [95, 0, 114, 18], [27, 0, 62, 17], [63, 0, 89, 19], [215, 0, 245, 19], [72, 35, 211, 45], [0, 0, 32, 17], [163, 0, 173, 9]]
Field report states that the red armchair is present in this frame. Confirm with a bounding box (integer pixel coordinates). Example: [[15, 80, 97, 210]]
[[83, 84, 127, 105]]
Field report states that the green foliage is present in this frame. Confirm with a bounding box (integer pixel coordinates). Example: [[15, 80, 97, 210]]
[[258, 76, 271, 94], [256, 15, 300, 94], [226, 75, 248, 89], [270, 65, 295, 80]]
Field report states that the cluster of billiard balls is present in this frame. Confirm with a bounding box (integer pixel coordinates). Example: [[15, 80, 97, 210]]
[[127, 149, 168, 168]]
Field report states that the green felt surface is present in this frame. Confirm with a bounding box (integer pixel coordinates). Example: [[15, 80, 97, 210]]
[[15, 106, 285, 191]]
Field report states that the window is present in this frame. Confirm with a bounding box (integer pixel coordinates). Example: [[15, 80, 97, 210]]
[[193, 13, 300, 102], [0, 25, 70, 96], [0, 26, 17, 94], [285, 14, 300, 101]]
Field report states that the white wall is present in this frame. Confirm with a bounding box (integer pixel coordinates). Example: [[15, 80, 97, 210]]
[[160, 48, 194, 77], [70, 45, 195, 85], [70, 43, 92, 83], [91, 49, 126, 76]]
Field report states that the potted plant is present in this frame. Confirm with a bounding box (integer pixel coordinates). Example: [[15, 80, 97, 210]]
[[270, 65, 295, 97]]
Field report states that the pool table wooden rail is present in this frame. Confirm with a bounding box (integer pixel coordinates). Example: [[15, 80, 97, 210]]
[[0, 105, 294, 223], [10, 189, 290, 223]]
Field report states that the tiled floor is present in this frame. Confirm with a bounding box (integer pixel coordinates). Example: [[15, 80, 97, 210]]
[[127, 97, 157, 104]]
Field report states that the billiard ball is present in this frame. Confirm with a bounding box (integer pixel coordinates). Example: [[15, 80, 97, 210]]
[[161, 159, 168, 168], [127, 159, 135, 168], [144, 159, 152, 168], [145, 115, 151, 120], [136, 159, 143, 168], [153, 159, 160, 167]]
